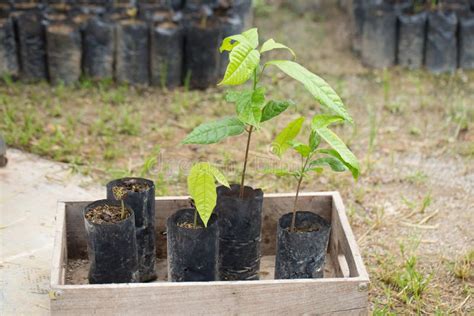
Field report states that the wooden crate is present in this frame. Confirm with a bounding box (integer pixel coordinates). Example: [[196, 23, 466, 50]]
[[50, 192, 369, 315]]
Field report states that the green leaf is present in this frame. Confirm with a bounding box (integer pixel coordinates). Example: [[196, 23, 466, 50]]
[[313, 127, 360, 179], [182, 117, 245, 144], [289, 141, 312, 157], [272, 117, 305, 157], [309, 130, 320, 151], [308, 157, 347, 172], [188, 165, 218, 227], [219, 29, 260, 86], [266, 60, 352, 123], [316, 148, 359, 179], [206, 164, 230, 188], [226, 88, 266, 127], [260, 39, 296, 59], [312, 114, 344, 129], [260, 100, 294, 123]]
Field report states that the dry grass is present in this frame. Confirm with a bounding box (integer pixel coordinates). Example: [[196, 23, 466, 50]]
[[1, 3, 473, 314]]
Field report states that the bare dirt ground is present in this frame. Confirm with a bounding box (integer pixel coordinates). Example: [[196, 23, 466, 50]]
[[0, 3, 472, 314]]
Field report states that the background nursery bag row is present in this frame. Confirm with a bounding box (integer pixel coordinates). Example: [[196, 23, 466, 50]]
[[0, 0, 252, 88], [348, 0, 474, 72]]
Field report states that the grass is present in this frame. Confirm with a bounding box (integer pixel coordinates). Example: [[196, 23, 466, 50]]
[[1, 3, 473, 314]]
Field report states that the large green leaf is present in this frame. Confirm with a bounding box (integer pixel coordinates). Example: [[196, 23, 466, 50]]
[[182, 117, 245, 144], [260, 39, 296, 59], [226, 88, 265, 127], [313, 128, 360, 179], [312, 114, 344, 129], [187, 164, 218, 227], [308, 157, 347, 172], [219, 29, 260, 86], [309, 130, 320, 151], [260, 100, 294, 123], [272, 117, 305, 157], [266, 60, 352, 123]]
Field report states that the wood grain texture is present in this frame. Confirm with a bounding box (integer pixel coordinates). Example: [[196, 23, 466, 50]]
[[51, 192, 369, 315], [51, 278, 367, 315]]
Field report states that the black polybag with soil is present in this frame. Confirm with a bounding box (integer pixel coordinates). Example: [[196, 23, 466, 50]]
[[83, 16, 115, 80], [425, 11, 458, 73], [184, 17, 221, 89], [215, 185, 264, 281], [150, 21, 184, 88], [83, 199, 139, 284], [16, 11, 48, 81], [167, 209, 219, 282], [361, 5, 397, 68], [0, 17, 19, 78], [459, 14, 474, 69], [115, 19, 150, 86], [397, 11, 427, 69], [46, 22, 82, 85], [274, 212, 331, 279], [106, 178, 157, 282]]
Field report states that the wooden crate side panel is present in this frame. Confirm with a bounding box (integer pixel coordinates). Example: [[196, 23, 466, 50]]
[[51, 279, 367, 315], [65, 194, 333, 259], [329, 193, 369, 280], [51, 203, 67, 286]]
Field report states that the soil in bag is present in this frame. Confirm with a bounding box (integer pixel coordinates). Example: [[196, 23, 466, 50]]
[[361, 4, 397, 68], [106, 178, 157, 282], [84, 199, 139, 284], [16, 11, 48, 82], [83, 16, 115, 80], [150, 21, 184, 88], [425, 10, 458, 73], [0, 17, 19, 78], [398, 11, 427, 69], [459, 14, 474, 69], [46, 22, 82, 85], [167, 208, 219, 282], [115, 18, 149, 86], [184, 14, 221, 89], [275, 212, 331, 279], [215, 184, 264, 281]]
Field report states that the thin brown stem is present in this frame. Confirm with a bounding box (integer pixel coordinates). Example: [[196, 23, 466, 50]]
[[290, 156, 311, 232], [120, 200, 125, 220], [240, 126, 253, 199]]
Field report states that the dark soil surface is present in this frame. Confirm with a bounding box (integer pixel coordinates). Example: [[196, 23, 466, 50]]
[[85, 204, 131, 224]]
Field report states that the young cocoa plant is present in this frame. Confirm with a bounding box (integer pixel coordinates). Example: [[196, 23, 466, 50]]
[[182, 28, 353, 198], [112, 186, 127, 220], [187, 162, 229, 228], [270, 114, 360, 232]]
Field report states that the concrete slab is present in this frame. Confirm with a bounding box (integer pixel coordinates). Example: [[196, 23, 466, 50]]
[[0, 149, 102, 315]]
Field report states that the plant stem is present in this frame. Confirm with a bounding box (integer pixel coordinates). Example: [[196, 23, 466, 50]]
[[193, 209, 197, 229], [120, 200, 125, 220], [290, 156, 311, 233], [239, 68, 259, 199], [240, 125, 253, 198]]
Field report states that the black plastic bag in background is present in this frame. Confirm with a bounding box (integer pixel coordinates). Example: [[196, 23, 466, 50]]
[[83, 17, 115, 80], [150, 22, 184, 88], [16, 11, 48, 82], [398, 12, 427, 69], [184, 18, 221, 89], [361, 6, 397, 68], [425, 11, 458, 73], [46, 22, 82, 85], [185, 0, 219, 12], [459, 14, 474, 69], [115, 19, 149, 86], [0, 17, 19, 78], [231, 0, 252, 29], [218, 14, 242, 78], [0, 3, 11, 19]]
